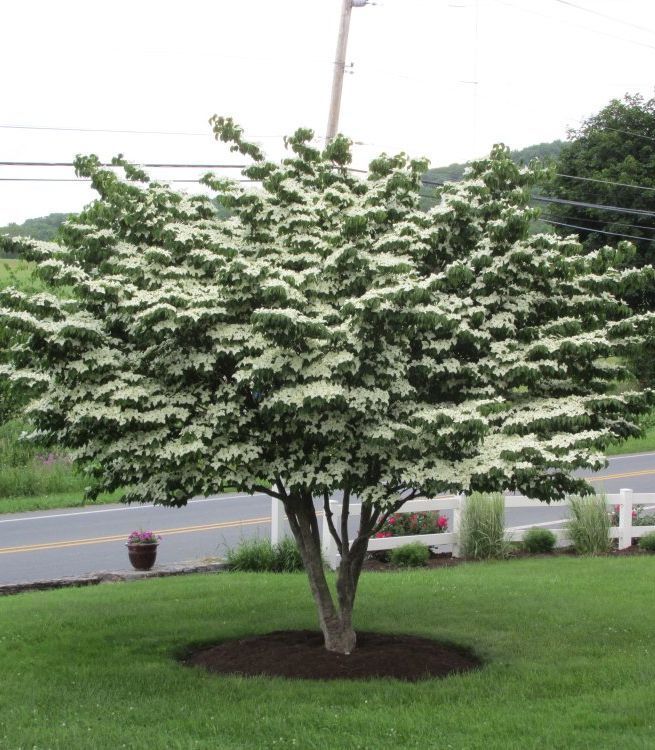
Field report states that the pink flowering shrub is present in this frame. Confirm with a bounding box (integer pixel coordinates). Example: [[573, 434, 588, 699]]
[[127, 530, 161, 545], [375, 511, 448, 539], [609, 505, 655, 526]]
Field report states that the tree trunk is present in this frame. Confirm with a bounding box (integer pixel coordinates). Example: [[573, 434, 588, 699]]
[[284, 492, 359, 654], [277, 483, 413, 654]]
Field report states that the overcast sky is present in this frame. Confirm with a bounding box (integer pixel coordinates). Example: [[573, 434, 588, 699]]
[[2, 0, 654, 225]]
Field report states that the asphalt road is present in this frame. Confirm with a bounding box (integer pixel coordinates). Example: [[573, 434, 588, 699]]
[[1, 451, 654, 586]]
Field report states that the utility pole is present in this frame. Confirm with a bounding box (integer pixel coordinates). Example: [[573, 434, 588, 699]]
[[325, 0, 367, 143]]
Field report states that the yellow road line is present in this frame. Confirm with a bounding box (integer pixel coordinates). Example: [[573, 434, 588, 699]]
[[0, 515, 271, 556], [588, 468, 655, 482], [2, 467, 655, 556]]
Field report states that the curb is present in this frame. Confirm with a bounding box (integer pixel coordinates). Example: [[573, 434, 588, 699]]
[[0, 560, 228, 596]]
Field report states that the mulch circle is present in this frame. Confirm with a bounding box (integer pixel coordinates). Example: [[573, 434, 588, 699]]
[[182, 629, 482, 681]]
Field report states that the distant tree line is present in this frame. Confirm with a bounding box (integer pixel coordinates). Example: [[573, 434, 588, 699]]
[[423, 140, 565, 186], [0, 213, 69, 256]]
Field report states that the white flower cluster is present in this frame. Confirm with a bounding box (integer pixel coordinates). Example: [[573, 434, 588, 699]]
[[1, 138, 653, 508]]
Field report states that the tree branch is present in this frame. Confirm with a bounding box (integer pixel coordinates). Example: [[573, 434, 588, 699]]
[[253, 484, 284, 500], [307, 499, 322, 550], [274, 474, 288, 500], [323, 491, 342, 550], [340, 487, 351, 556]]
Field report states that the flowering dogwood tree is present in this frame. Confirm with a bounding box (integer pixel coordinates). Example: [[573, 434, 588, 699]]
[[1, 119, 653, 653]]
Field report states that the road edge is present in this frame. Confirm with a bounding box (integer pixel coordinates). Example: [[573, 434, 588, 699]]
[[0, 560, 228, 596]]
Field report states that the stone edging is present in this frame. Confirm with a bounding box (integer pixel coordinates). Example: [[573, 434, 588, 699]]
[[0, 561, 228, 596]]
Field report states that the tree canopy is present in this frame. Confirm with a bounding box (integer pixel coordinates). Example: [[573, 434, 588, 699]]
[[547, 94, 655, 297], [1, 120, 653, 652]]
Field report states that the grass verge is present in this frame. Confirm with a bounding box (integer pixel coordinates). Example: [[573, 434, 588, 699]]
[[0, 557, 654, 749], [0, 490, 123, 515], [605, 425, 655, 456]]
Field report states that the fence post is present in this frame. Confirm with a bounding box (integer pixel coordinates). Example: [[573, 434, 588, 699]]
[[617, 488, 634, 550], [271, 495, 285, 545], [451, 494, 464, 558], [321, 500, 340, 570]]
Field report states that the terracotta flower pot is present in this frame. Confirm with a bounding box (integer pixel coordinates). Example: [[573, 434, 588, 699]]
[[127, 542, 159, 571]]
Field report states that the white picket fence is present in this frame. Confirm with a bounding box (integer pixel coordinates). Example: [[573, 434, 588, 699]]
[[270, 489, 655, 570]]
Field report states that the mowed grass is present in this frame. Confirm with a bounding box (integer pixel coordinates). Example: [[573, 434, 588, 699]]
[[1, 557, 654, 750]]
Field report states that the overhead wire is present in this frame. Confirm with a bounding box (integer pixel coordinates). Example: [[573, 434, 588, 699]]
[[0, 178, 257, 184], [549, 0, 655, 37], [539, 213, 655, 234], [491, 0, 655, 52], [0, 123, 284, 139], [0, 161, 248, 169], [602, 126, 655, 143], [533, 195, 655, 217], [540, 218, 655, 243], [553, 172, 655, 192]]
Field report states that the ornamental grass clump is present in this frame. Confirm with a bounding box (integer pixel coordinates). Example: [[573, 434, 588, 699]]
[[226, 537, 304, 572], [460, 493, 509, 560], [2, 116, 655, 654], [567, 495, 612, 555], [274, 536, 304, 572]]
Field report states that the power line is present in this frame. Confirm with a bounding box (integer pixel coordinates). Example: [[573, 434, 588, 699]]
[[0, 160, 371, 174], [0, 124, 283, 139], [540, 218, 655, 243], [550, 0, 655, 37], [554, 172, 655, 193], [492, 0, 655, 52], [0, 161, 248, 169], [533, 195, 655, 218], [0, 178, 257, 184], [603, 125, 655, 143], [539, 213, 655, 234]]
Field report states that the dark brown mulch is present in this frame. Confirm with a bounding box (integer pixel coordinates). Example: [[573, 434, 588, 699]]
[[182, 629, 482, 681], [362, 544, 653, 572], [362, 552, 462, 571]]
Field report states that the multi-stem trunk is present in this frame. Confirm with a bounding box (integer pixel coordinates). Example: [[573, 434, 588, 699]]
[[276, 483, 412, 654], [283, 491, 368, 654]]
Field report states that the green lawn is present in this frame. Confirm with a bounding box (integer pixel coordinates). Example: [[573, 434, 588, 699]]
[[605, 426, 655, 456], [1, 557, 653, 749]]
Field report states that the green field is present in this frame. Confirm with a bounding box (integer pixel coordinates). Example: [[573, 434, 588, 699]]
[[0, 257, 43, 291], [0, 557, 653, 749]]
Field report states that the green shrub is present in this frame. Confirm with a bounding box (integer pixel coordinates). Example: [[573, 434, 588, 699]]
[[226, 537, 304, 572], [567, 494, 611, 555], [523, 527, 557, 554], [638, 532, 655, 552], [389, 542, 430, 568], [460, 492, 509, 560]]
